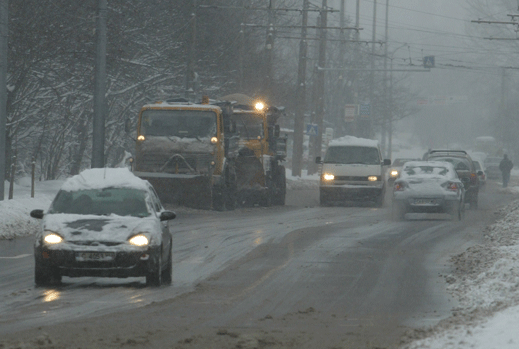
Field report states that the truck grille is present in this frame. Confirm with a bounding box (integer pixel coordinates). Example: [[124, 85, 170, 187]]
[[137, 153, 213, 174]]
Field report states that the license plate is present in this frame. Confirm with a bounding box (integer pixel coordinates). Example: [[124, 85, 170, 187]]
[[76, 252, 115, 262], [414, 198, 435, 205]]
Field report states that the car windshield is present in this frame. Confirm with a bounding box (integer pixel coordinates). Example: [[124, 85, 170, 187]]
[[139, 109, 217, 138], [324, 146, 380, 165], [233, 113, 264, 139], [429, 156, 471, 171], [48, 188, 150, 217], [401, 165, 452, 178], [393, 158, 415, 167]]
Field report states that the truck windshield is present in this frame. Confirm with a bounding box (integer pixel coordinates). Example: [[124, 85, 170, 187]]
[[324, 146, 380, 165], [233, 113, 264, 139], [140, 110, 217, 139]]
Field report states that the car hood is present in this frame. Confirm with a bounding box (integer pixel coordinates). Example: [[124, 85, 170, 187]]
[[41, 213, 161, 244]]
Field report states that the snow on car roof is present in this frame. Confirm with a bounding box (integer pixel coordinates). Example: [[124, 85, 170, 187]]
[[328, 136, 379, 148], [400, 161, 457, 179], [60, 168, 149, 192]]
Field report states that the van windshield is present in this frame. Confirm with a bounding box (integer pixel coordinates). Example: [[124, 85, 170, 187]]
[[324, 146, 380, 165]]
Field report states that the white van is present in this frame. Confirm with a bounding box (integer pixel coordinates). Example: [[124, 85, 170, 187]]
[[316, 136, 391, 206]]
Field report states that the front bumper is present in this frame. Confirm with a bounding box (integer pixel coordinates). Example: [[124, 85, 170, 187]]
[[34, 245, 160, 278], [320, 182, 384, 202]]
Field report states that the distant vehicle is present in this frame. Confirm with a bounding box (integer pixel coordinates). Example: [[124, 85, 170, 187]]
[[316, 136, 391, 206], [388, 158, 420, 182], [472, 160, 486, 188], [425, 150, 481, 209], [392, 161, 465, 221], [30, 168, 177, 287], [483, 156, 501, 180]]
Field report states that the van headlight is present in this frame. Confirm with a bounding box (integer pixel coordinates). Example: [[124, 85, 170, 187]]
[[368, 176, 379, 182], [323, 173, 335, 181]]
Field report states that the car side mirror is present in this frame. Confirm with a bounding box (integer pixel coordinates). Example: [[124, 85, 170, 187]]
[[160, 211, 176, 221], [383, 159, 391, 166], [315, 156, 322, 164], [30, 209, 44, 219]]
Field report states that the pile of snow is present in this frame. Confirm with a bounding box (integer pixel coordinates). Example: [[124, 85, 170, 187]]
[[1, 180, 62, 240], [329, 135, 379, 147], [402, 198, 519, 349], [286, 170, 319, 190], [60, 168, 148, 191]]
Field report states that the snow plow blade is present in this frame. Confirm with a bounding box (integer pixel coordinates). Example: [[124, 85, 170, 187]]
[[133, 172, 212, 209]]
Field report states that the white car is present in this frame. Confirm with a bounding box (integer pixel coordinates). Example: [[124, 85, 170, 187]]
[[392, 161, 465, 220], [388, 158, 420, 182], [30, 168, 176, 287]]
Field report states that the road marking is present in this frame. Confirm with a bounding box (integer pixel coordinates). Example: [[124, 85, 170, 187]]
[[0, 254, 31, 259]]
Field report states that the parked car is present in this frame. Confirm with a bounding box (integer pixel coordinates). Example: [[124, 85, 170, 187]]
[[483, 156, 501, 180], [316, 136, 391, 206], [30, 168, 176, 287], [392, 161, 465, 221], [424, 150, 481, 209], [388, 158, 420, 182], [472, 160, 486, 188]]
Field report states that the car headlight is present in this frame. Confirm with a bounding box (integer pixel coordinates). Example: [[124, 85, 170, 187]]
[[43, 232, 63, 244], [390, 170, 399, 177], [128, 234, 149, 246], [323, 173, 335, 181]]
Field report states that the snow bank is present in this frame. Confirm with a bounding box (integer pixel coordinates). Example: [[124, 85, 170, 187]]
[[403, 198, 519, 349]]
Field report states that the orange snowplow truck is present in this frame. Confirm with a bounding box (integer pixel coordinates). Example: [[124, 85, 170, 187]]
[[129, 97, 239, 210], [220, 94, 287, 206]]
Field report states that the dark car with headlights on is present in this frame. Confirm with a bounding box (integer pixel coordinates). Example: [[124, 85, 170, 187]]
[[392, 161, 465, 221], [424, 150, 480, 209], [30, 168, 176, 287]]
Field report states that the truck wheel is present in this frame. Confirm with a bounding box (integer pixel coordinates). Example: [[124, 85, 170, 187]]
[[272, 166, 286, 206], [224, 172, 237, 210], [212, 186, 225, 211]]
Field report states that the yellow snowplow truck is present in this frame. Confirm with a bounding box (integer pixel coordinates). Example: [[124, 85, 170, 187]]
[[221, 94, 287, 206], [129, 98, 239, 210]]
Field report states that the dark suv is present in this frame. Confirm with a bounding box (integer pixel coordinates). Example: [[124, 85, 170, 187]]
[[425, 150, 482, 209]]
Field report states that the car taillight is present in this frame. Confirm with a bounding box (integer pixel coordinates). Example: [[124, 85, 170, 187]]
[[394, 182, 406, 191], [470, 173, 478, 184]]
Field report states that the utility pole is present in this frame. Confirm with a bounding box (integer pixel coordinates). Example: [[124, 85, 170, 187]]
[[185, 0, 197, 101], [308, 0, 328, 175], [91, 0, 107, 169], [366, 0, 377, 139], [264, 0, 275, 101], [0, 0, 7, 200], [291, 0, 309, 177], [381, 0, 389, 157]]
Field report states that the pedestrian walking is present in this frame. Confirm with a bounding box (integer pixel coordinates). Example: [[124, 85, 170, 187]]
[[499, 154, 514, 188]]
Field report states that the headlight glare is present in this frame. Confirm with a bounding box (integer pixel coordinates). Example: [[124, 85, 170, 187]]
[[323, 173, 335, 181], [43, 232, 63, 244], [390, 170, 398, 177], [368, 176, 378, 182], [129, 234, 149, 246]]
